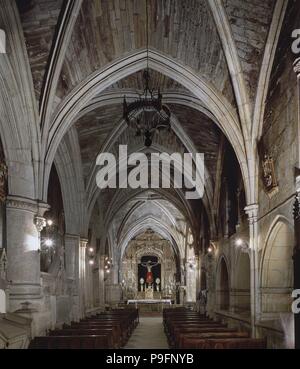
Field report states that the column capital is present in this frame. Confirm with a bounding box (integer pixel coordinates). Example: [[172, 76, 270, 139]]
[[296, 168, 300, 193], [294, 193, 300, 221], [244, 204, 259, 225], [34, 216, 46, 232], [80, 238, 89, 248], [294, 57, 300, 78]]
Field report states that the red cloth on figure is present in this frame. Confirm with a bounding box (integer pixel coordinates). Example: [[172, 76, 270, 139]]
[[146, 271, 153, 284]]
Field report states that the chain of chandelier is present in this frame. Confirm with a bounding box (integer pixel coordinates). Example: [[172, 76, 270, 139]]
[[122, 0, 171, 147]]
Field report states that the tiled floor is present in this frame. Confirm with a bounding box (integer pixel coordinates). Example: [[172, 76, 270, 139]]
[[125, 317, 169, 349]]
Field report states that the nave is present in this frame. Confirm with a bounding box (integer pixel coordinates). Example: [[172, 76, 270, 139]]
[[0, 0, 300, 350]]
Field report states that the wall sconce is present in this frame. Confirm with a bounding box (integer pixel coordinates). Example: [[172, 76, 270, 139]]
[[45, 239, 53, 247], [235, 238, 243, 247], [207, 246, 214, 256], [46, 219, 53, 227], [235, 238, 248, 251], [104, 256, 112, 274]]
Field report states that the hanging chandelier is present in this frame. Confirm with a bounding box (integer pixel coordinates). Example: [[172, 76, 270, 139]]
[[122, 0, 171, 147], [123, 70, 171, 147]]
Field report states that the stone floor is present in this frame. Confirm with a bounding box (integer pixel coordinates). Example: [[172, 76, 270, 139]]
[[125, 316, 169, 349]]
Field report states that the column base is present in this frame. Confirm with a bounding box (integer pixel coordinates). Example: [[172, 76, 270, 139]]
[[9, 283, 42, 308]]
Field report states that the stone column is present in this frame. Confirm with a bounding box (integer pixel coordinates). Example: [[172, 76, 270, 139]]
[[293, 182, 300, 349], [65, 234, 80, 321], [98, 254, 105, 309], [293, 58, 300, 349], [245, 204, 259, 338], [79, 238, 88, 318], [293, 58, 300, 167], [6, 196, 47, 311], [0, 29, 6, 53], [65, 234, 79, 280]]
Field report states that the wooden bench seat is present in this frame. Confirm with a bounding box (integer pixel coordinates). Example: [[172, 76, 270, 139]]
[[180, 337, 267, 349], [49, 328, 121, 348], [176, 332, 249, 349], [29, 335, 113, 349]]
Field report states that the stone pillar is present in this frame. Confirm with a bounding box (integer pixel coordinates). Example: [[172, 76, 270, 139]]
[[6, 196, 46, 311], [293, 58, 300, 167], [85, 254, 93, 310], [293, 58, 300, 349], [245, 204, 259, 338], [0, 29, 5, 53], [293, 184, 300, 349], [65, 234, 79, 280], [65, 234, 80, 321], [79, 238, 88, 318], [99, 254, 105, 309], [224, 179, 230, 239], [236, 187, 242, 229]]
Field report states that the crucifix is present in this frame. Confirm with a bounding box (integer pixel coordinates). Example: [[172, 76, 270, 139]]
[[141, 259, 159, 285]]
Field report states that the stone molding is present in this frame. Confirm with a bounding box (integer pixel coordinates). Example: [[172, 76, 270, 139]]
[[34, 216, 46, 233], [80, 239, 88, 248], [293, 57, 300, 78], [244, 204, 259, 225], [6, 196, 38, 214]]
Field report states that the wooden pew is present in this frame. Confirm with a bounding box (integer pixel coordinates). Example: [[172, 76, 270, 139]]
[[49, 328, 121, 349], [163, 308, 266, 350], [180, 337, 267, 349], [29, 335, 113, 349], [177, 332, 249, 349]]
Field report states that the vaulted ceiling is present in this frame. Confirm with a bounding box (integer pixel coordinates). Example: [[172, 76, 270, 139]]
[[14, 0, 279, 246]]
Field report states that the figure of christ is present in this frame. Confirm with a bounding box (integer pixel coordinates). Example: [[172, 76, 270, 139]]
[[141, 260, 159, 285]]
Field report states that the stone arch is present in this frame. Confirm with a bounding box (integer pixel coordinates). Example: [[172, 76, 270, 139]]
[[43, 49, 251, 204], [216, 256, 230, 311], [54, 129, 87, 236], [261, 217, 294, 313]]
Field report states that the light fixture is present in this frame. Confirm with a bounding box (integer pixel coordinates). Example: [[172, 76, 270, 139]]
[[45, 239, 53, 247], [89, 247, 94, 253], [89, 259, 94, 266], [122, 0, 171, 147], [106, 269, 110, 274], [207, 246, 213, 254], [235, 239, 243, 247], [47, 219, 53, 227]]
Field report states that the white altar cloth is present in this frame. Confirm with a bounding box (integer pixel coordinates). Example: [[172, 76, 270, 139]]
[[127, 299, 172, 305]]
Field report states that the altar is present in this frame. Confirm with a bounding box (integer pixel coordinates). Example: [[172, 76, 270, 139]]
[[127, 298, 172, 312], [127, 299, 172, 305]]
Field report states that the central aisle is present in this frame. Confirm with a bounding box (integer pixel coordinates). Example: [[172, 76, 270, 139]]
[[125, 316, 169, 349]]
